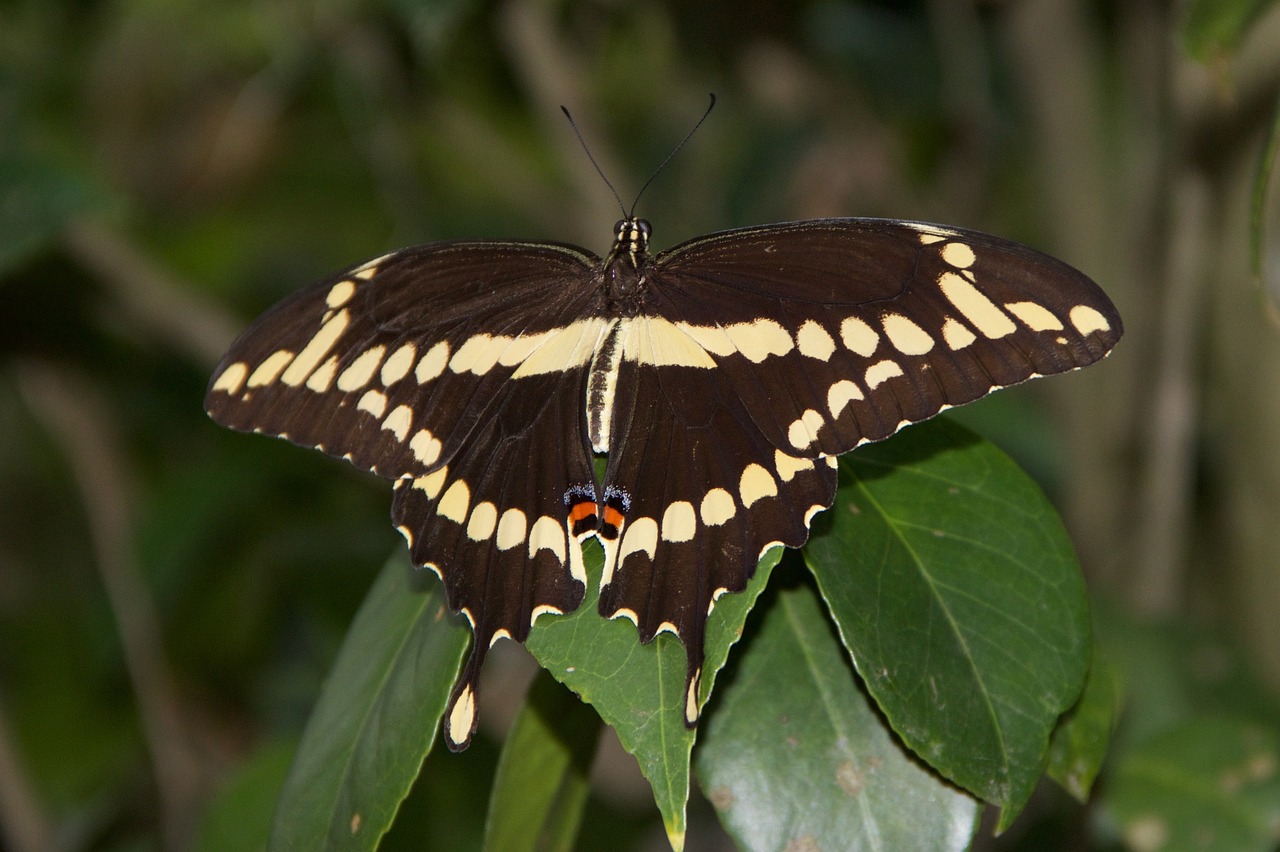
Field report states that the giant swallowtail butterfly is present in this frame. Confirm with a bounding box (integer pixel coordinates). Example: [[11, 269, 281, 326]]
[[206, 192, 1120, 752]]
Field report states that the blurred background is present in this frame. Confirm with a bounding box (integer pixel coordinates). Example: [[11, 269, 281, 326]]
[[3, 0, 1280, 849]]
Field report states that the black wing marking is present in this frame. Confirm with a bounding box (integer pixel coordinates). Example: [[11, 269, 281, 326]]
[[205, 240, 605, 750]]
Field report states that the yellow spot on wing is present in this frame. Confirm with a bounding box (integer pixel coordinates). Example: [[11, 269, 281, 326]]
[[409, 429, 442, 465], [723, 319, 794, 362], [1069, 305, 1111, 335], [796, 320, 836, 360], [337, 346, 387, 392], [1005, 301, 1064, 332], [528, 515, 566, 561], [438, 480, 470, 523], [212, 362, 248, 394], [357, 390, 388, 418], [380, 343, 417, 385], [466, 502, 497, 541], [247, 350, 295, 388], [865, 360, 904, 389], [660, 501, 697, 543], [739, 464, 777, 507], [415, 341, 450, 383], [282, 310, 351, 387], [699, 488, 736, 526], [881, 313, 935, 355], [840, 317, 880, 357], [381, 404, 413, 441], [941, 241, 976, 269], [938, 272, 1016, 338], [326, 280, 356, 308], [623, 317, 717, 368], [496, 508, 528, 551], [827, 379, 863, 419], [941, 318, 977, 350]]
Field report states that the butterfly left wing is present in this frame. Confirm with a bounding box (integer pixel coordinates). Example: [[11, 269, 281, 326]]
[[205, 240, 607, 750]]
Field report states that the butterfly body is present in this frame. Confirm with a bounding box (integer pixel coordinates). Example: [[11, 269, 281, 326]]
[[206, 215, 1121, 750]]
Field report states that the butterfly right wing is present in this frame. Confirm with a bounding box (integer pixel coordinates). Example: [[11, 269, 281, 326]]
[[205, 240, 607, 750]]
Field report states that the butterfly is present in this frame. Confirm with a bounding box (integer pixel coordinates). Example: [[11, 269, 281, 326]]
[[205, 204, 1121, 750]]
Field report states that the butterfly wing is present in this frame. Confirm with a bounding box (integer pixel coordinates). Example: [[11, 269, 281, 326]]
[[205, 240, 607, 749], [597, 218, 1122, 722]]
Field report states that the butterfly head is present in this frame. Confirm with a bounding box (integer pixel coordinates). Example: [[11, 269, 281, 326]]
[[604, 217, 653, 311]]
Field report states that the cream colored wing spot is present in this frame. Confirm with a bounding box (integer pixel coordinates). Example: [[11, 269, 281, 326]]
[[303, 356, 338, 392], [466, 501, 498, 542], [412, 466, 448, 499], [528, 515, 566, 561], [941, 318, 977, 350], [447, 685, 476, 747], [496, 508, 528, 551], [396, 524, 413, 546], [618, 517, 659, 563], [1069, 305, 1112, 335], [661, 501, 697, 543], [449, 334, 511, 375], [211, 362, 249, 394], [337, 346, 387, 392], [1005, 301, 1064, 332], [796, 320, 837, 361], [489, 629, 512, 646], [739, 464, 778, 508], [380, 343, 417, 386], [409, 429, 442, 465], [438, 480, 471, 523], [415, 341, 450, 384], [351, 253, 392, 281], [325, 280, 356, 308], [530, 604, 564, 624], [774, 450, 815, 483], [357, 389, 388, 419], [673, 322, 735, 357], [724, 318, 794, 362], [804, 504, 827, 526], [938, 272, 1016, 338], [282, 309, 350, 386], [513, 318, 610, 378], [655, 621, 680, 637], [624, 316, 717, 368], [865, 359, 905, 389], [685, 669, 702, 725], [699, 488, 736, 526], [840, 316, 880, 357], [787, 408, 826, 450], [611, 608, 640, 626], [882, 313, 935, 355], [381, 404, 413, 442], [827, 379, 864, 419], [247, 350, 295, 388], [941, 241, 976, 269]]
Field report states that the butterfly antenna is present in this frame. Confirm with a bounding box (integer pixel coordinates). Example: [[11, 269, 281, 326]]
[[561, 105, 628, 219], [629, 93, 716, 217]]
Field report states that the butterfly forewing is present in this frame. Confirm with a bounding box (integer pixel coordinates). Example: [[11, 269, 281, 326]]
[[206, 212, 1122, 752]]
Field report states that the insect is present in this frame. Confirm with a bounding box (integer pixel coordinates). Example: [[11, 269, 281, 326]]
[[205, 111, 1122, 751]]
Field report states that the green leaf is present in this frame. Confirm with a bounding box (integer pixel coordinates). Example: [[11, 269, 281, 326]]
[[194, 740, 294, 852], [269, 552, 470, 851], [483, 671, 603, 852], [805, 418, 1090, 827], [1047, 641, 1122, 802], [526, 540, 780, 851], [1104, 717, 1280, 852], [1180, 0, 1277, 61], [696, 575, 979, 851]]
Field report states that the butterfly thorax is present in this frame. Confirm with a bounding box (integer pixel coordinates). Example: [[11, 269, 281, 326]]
[[603, 217, 653, 316]]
